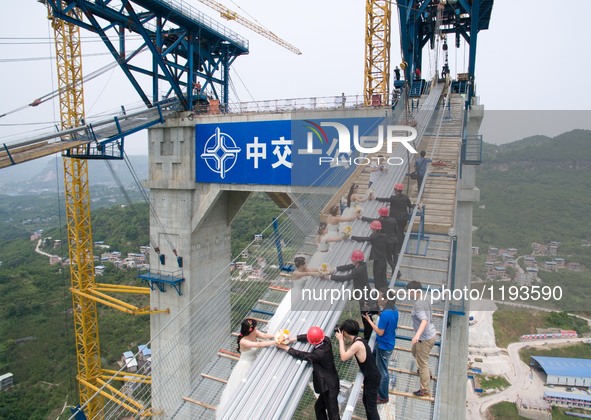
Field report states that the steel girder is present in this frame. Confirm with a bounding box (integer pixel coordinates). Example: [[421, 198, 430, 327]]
[[44, 0, 248, 111], [396, 0, 493, 107]]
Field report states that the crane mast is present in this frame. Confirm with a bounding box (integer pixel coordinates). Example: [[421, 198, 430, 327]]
[[47, 2, 168, 416], [364, 0, 392, 106], [50, 8, 104, 417]]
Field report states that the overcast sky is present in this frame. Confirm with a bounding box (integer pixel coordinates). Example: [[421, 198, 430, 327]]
[[1, 0, 590, 155]]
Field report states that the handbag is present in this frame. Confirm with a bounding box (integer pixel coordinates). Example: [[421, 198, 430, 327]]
[[410, 170, 419, 180]]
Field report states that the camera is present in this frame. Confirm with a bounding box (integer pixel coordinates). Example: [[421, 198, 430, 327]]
[[333, 324, 341, 333]]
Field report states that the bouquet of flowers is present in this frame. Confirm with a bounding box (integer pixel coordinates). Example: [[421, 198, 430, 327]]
[[342, 225, 353, 239], [274, 329, 291, 345], [318, 262, 332, 275], [354, 205, 363, 217]]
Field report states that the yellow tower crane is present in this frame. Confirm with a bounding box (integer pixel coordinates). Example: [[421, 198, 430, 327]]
[[47, 4, 167, 418], [364, 0, 392, 106], [195, 0, 302, 55]]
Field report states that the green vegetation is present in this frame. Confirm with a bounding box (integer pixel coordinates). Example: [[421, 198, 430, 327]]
[[474, 130, 591, 249], [492, 307, 588, 348], [520, 342, 591, 365], [538, 270, 591, 312], [477, 374, 510, 391], [488, 400, 591, 419], [492, 307, 549, 348], [0, 189, 282, 417], [0, 201, 151, 417], [230, 193, 282, 257], [545, 311, 590, 335], [551, 407, 591, 419], [473, 130, 591, 314], [487, 401, 527, 419]]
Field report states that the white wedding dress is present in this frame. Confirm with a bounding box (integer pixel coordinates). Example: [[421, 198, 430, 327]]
[[216, 347, 258, 417], [326, 223, 341, 239], [341, 206, 357, 221]]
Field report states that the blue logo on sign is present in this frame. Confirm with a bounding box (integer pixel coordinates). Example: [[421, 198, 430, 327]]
[[200, 127, 241, 179]]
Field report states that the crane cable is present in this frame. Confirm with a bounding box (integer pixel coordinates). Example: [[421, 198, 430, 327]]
[[121, 152, 181, 261], [102, 160, 162, 256], [0, 45, 148, 119]]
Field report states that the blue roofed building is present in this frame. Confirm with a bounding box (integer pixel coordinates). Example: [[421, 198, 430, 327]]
[[544, 390, 591, 409], [530, 356, 591, 387]]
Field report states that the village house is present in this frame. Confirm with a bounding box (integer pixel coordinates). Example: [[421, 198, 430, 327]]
[[523, 256, 538, 268], [525, 267, 539, 282], [121, 351, 138, 373], [567, 262, 582, 272], [554, 258, 565, 268], [531, 242, 548, 256], [506, 248, 518, 257], [543, 261, 558, 272], [127, 253, 146, 263], [547, 241, 559, 256]]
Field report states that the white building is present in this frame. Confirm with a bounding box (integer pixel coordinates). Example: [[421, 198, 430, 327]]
[[122, 351, 138, 373], [0, 373, 14, 391]]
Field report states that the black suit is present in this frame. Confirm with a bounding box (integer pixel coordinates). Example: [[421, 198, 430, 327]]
[[330, 262, 378, 341], [288, 335, 340, 420], [362, 215, 399, 270], [350, 232, 389, 290], [376, 193, 412, 246]]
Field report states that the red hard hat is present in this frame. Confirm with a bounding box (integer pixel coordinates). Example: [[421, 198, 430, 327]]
[[394, 183, 404, 191], [351, 250, 365, 262], [378, 207, 389, 217], [306, 326, 325, 345], [370, 220, 382, 231]]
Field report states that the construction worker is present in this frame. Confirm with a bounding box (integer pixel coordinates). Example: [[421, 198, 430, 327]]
[[414, 150, 432, 191], [326, 250, 378, 341], [361, 207, 399, 272], [193, 80, 202, 96], [277, 326, 340, 420], [376, 183, 413, 248], [350, 220, 389, 290]]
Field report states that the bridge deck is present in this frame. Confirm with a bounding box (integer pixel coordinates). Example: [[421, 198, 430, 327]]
[[164, 85, 468, 420]]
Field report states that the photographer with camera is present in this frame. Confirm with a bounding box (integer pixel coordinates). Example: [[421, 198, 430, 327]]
[[335, 320, 381, 420], [362, 288, 399, 404]]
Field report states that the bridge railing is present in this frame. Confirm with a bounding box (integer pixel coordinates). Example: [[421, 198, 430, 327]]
[[226, 94, 389, 115]]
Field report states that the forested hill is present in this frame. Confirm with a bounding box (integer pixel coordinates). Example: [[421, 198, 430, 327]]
[[483, 129, 591, 168], [473, 129, 591, 255]]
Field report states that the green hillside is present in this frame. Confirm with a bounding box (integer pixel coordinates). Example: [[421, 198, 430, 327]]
[[485, 129, 591, 164], [474, 129, 591, 314], [474, 129, 591, 250], [0, 192, 280, 418]]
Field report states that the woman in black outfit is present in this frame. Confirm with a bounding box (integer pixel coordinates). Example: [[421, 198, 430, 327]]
[[335, 319, 381, 420]]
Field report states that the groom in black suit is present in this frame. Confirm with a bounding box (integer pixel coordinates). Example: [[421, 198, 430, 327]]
[[277, 327, 340, 420]]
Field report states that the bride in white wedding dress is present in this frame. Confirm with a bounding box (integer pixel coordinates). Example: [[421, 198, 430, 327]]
[[216, 319, 275, 418]]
